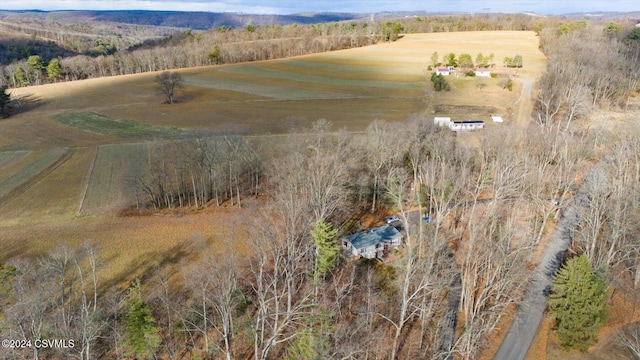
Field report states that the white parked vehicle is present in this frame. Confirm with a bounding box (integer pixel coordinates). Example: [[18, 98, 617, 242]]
[[385, 215, 400, 224]]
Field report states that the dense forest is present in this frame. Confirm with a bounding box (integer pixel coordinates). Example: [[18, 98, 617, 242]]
[[1, 13, 640, 360]]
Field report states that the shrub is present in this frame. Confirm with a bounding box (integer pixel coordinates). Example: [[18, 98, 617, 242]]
[[431, 72, 450, 91]]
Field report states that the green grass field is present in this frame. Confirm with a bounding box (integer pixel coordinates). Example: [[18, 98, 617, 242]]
[[0, 151, 29, 168], [0, 148, 67, 200], [54, 112, 184, 139], [80, 143, 150, 214], [0, 149, 96, 222]]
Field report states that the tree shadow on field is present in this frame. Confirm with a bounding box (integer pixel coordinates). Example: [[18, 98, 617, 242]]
[[0, 237, 32, 264], [5, 93, 48, 117], [98, 240, 199, 297]]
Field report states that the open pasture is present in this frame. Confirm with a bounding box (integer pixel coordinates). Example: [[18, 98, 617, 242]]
[[0, 205, 254, 285], [80, 143, 150, 215], [0, 148, 67, 201], [54, 112, 183, 139], [109, 31, 542, 131], [0, 150, 29, 168], [0, 148, 94, 223], [4, 31, 544, 144]]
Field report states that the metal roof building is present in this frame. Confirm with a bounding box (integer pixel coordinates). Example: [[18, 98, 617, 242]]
[[342, 225, 403, 259]]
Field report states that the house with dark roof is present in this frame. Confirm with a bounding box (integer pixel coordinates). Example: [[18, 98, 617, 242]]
[[342, 225, 403, 259]]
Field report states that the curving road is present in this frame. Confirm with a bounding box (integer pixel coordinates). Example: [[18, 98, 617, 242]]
[[493, 73, 602, 359], [404, 74, 582, 359], [493, 165, 600, 360]]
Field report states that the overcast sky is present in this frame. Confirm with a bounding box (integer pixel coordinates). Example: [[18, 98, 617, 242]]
[[1, 0, 638, 15]]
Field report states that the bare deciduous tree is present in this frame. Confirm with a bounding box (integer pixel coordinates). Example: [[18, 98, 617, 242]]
[[363, 120, 402, 213], [154, 71, 183, 104], [71, 245, 105, 360], [182, 247, 240, 360], [250, 222, 312, 360], [2, 258, 57, 360], [617, 322, 640, 359]]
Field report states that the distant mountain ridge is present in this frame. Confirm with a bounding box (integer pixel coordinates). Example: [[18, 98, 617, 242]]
[[0, 10, 366, 30]]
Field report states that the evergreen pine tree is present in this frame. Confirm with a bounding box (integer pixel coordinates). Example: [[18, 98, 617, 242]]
[[430, 74, 449, 92], [15, 67, 28, 87], [208, 44, 221, 64], [124, 279, 160, 359], [311, 219, 339, 280], [547, 254, 609, 351], [46, 59, 62, 81], [0, 262, 17, 309], [0, 86, 10, 118], [284, 330, 319, 360], [26, 55, 45, 84]]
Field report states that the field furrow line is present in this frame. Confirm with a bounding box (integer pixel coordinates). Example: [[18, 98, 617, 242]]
[[0, 149, 73, 210], [77, 146, 99, 215]]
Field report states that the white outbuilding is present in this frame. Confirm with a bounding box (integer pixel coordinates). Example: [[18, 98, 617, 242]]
[[434, 117, 484, 131], [474, 68, 491, 77], [434, 117, 452, 127]]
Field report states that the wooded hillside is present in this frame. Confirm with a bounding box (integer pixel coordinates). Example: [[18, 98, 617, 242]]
[[0, 11, 538, 88]]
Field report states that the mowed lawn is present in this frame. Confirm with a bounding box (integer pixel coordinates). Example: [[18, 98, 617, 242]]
[[0, 31, 545, 283]]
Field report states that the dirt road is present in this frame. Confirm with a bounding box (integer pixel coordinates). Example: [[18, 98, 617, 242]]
[[514, 75, 534, 129], [493, 165, 600, 360]]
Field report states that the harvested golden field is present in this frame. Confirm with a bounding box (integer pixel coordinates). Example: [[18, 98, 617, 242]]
[[0, 30, 545, 284], [5, 31, 544, 143], [0, 148, 94, 223], [0, 206, 253, 288]]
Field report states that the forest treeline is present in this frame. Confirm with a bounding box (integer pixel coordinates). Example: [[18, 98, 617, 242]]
[[0, 13, 540, 88]]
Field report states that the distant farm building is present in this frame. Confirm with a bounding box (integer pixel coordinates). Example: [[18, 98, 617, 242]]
[[434, 117, 485, 131], [436, 67, 451, 76], [342, 225, 403, 259], [491, 115, 504, 123], [474, 68, 491, 77], [434, 117, 452, 127], [449, 120, 485, 131]]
